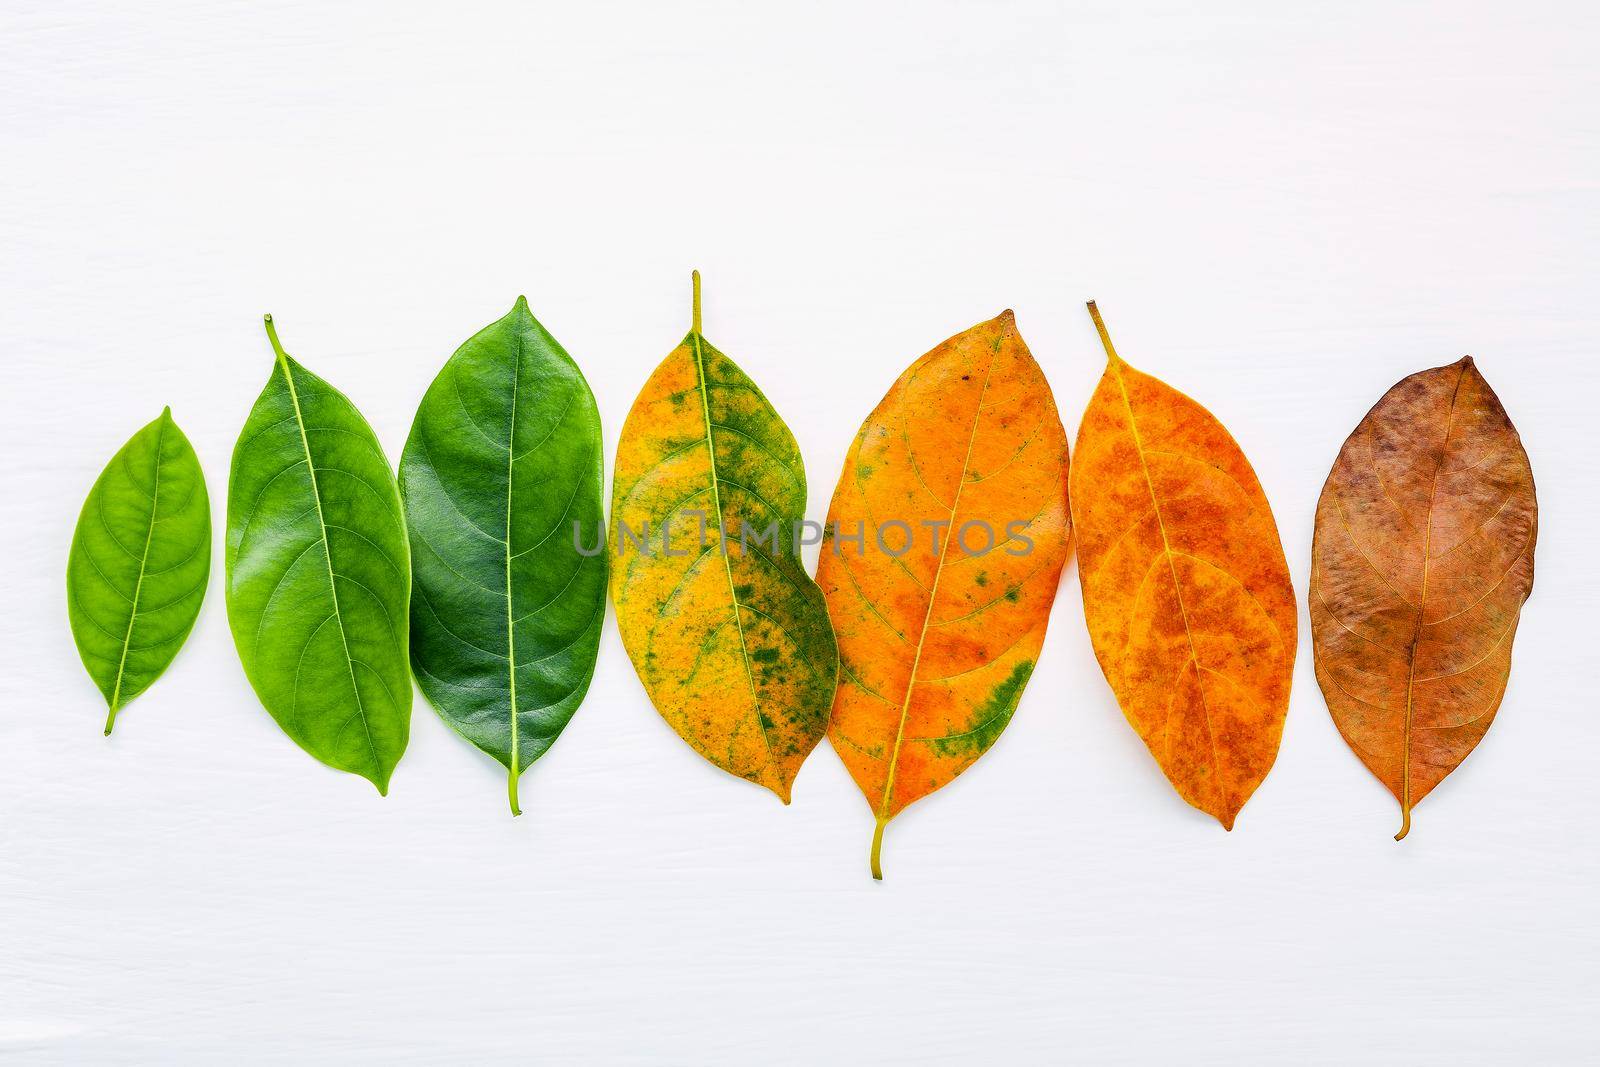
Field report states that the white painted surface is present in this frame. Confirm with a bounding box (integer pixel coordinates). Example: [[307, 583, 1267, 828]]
[[2, 2, 1596, 1063]]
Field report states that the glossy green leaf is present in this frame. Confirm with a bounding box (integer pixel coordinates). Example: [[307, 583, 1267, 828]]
[[226, 317, 412, 793], [611, 273, 838, 801], [67, 407, 211, 734], [398, 298, 606, 814]]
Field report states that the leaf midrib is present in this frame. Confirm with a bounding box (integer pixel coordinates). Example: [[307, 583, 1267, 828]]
[[503, 327, 522, 810], [276, 350, 383, 781], [878, 344, 1000, 824], [108, 414, 165, 719], [691, 332, 780, 779], [1106, 357, 1225, 798], [1399, 360, 1469, 835]]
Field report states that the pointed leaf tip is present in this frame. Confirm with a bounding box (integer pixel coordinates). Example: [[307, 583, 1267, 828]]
[[513, 295, 529, 312]]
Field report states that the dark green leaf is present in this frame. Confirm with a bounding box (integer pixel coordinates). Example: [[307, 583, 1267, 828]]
[[399, 298, 606, 814]]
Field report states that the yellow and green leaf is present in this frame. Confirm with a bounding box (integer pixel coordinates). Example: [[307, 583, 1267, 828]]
[[611, 274, 838, 801]]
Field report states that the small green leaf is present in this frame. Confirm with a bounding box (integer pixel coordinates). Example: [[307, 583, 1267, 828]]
[[226, 317, 412, 793], [399, 298, 607, 814], [67, 408, 211, 734]]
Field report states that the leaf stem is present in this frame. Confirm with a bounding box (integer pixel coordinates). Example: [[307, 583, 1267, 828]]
[[870, 816, 886, 880], [263, 313, 288, 363], [104, 704, 119, 736], [1395, 806, 1411, 841], [508, 766, 522, 817], [1086, 300, 1120, 364], [691, 270, 702, 335]]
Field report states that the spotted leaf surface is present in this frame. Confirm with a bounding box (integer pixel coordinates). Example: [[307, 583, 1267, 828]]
[[1071, 303, 1297, 830], [816, 311, 1071, 878], [1311, 357, 1536, 839], [400, 298, 606, 815], [226, 318, 412, 793], [67, 408, 211, 734], [611, 275, 838, 802]]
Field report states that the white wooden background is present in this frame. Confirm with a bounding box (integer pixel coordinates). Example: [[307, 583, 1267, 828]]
[[2, 1, 1596, 1063]]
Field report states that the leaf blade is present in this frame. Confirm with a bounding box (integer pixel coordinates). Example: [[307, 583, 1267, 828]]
[[226, 318, 412, 792], [399, 298, 607, 813], [1310, 357, 1536, 838], [611, 275, 838, 802], [67, 407, 211, 732], [1071, 303, 1297, 829], [816, 311, 1072, 877]]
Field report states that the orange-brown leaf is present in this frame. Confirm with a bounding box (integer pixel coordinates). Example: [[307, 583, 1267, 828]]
[[1071, 303, 1297, 830], [1310, 357, 1536, 839], [816, 311, 1072, 878]]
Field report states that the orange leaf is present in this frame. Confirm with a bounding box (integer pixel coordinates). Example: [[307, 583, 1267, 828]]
[[1310, 357, 1536, 839], [816, 311, 1072, 878], [1071, 303, 1297, 829]]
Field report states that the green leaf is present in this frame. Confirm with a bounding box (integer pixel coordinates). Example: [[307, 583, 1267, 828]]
[[67, 408, 211, 734], [225, 317, 412, 793], [399, 298, 606, 814], [610, 273, 838, 801]]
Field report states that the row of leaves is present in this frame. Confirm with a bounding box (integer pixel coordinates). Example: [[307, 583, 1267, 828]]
[[67, 276, 1538, 877]]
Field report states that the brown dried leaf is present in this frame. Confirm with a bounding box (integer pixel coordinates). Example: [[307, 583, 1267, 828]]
[[1310, 357, 1537, 838]]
